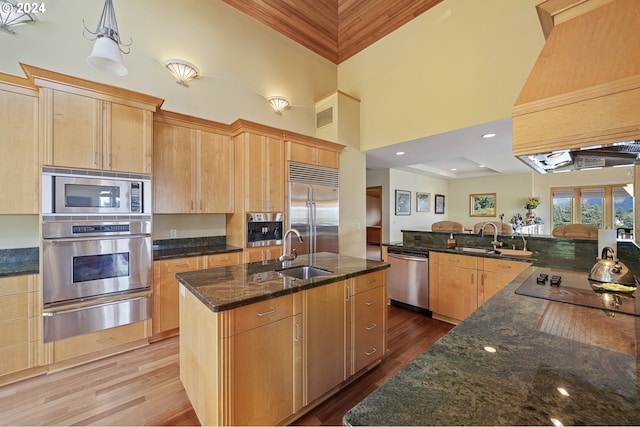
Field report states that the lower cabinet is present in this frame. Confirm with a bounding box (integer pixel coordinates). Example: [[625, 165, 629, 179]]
[[0, 274, 40, 381], [179, 269, 388, 426], [430, 252, 530, 323], [243, 245, 283, 263], [153, 252, 241, 338]]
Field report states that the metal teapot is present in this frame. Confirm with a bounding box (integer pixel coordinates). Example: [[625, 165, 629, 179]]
[[588, 247, 636, 285]]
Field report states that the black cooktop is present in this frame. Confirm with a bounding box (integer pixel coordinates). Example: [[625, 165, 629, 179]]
[[516, 268, 639, 317]]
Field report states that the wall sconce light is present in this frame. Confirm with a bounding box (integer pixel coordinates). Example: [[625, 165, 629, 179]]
[[0, 0, 38, 34], [82, 0, 132, 76], [267, 96, 289, 114], [165, 59, 199, 87]]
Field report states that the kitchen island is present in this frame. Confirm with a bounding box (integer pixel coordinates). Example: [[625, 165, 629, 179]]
[[343, 265, 640, 426], [176, 252, 389, 426]]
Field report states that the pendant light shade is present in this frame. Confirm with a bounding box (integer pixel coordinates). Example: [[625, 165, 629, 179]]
[[83, 0, 132, 76], [87, 35, 128, 76]]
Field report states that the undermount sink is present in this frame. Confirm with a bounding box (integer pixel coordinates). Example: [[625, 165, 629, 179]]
[[454, 246, 499, 254], [277, 265, 333, 280]]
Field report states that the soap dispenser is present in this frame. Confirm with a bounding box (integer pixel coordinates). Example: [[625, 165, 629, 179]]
[[447, 233, 456, 248]]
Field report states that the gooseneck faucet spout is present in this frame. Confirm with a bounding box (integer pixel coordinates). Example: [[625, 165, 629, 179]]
[[480, 222, 503, 250], [279, 228, 304, 266]]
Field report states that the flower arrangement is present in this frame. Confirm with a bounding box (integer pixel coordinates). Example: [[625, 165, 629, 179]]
[[524, 197, 541, 209]]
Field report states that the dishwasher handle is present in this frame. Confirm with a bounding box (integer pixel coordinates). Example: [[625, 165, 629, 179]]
[[388, 253, 429, 262]]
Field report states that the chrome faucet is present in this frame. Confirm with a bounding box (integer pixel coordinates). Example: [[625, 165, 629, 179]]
[[480, 222, 503, 250], [279, 228, 303, 266]]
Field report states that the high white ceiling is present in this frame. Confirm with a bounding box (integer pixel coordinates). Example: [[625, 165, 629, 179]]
[[364, 117, 534, 179]]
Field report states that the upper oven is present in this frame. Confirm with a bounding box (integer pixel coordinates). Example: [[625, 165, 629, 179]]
[[42, 167, 151, 217]]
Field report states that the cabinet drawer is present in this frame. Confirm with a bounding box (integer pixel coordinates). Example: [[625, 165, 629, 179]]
[[232, 294, 293, 336], [437, 253, 477, 268], [482, 258, 529, 275], [0, 342, 32, 376], [354, 331, 383, 373], [0, 293, 28, 322], [53, 321, 148, 362], [355, 270, 385, 294], [157, 257, 201, 274], [355, 312, 383, 342], [353, 287, 384, 321], [206, 252, 240, 268]]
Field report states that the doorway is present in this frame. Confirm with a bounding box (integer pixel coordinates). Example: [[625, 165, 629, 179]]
[[366, 186, 383, 260]]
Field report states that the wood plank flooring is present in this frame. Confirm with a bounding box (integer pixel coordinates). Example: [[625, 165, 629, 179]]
[[0, 305, 453, 426]]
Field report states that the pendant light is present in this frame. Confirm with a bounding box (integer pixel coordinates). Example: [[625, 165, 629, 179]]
[[82, 0, 132, 76]]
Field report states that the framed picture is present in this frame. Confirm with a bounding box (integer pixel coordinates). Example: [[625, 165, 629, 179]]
[[434, 194, 445, 214], [416, 192, 430, 212], [395, 190, 411, 215], [470, 193, 497, 217]]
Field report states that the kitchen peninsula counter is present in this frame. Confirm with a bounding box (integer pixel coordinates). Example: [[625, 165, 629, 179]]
[[175, 252, 389, 311], [343, 265, 640, 426]]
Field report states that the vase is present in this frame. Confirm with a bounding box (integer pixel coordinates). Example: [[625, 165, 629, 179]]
[[526, 209, 536, 224]]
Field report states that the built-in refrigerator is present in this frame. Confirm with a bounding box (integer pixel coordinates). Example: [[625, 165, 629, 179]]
[[288, 163, 339, 255]]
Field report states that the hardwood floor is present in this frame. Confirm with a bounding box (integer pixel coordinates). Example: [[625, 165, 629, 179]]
[[0, 305, 453, 426]]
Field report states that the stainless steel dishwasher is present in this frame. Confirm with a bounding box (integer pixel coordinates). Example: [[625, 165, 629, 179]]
[[387, 247, 430, 313]]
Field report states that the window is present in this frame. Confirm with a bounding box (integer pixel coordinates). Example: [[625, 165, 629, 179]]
[[551, 184, 634, 230]]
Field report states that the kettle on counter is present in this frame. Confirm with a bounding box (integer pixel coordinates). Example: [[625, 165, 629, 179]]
[[588, 247, 637, 286]]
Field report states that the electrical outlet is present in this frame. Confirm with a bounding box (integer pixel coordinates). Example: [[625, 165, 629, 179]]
[[170, 229, 177, 238]]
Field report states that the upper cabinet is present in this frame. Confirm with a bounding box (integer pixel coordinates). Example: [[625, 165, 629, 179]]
[[284, 131, 343, 169], [154, 111, 235, 214], [22, 64, 162, 174], [0, 74, 39, 214]]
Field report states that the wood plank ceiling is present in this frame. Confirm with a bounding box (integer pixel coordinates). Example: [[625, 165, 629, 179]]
[[222, 0, 443, 64]]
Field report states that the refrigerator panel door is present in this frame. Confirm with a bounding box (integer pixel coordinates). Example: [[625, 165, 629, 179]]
[[313, 185, 339, 254], [289, 182, 312, 255]]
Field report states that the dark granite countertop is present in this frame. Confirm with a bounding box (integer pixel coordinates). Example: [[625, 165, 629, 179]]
[[343, 265, 640, 426], [0, 247, 38, 277], [153, 243, 243, 261], [176, 252, 389, 312]]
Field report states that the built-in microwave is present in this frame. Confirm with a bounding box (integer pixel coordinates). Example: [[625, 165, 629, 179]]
[[42, 167, 151, 217]]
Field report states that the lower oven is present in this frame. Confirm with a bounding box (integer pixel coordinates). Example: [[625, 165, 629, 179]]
[[388, 247, 430, 314], [41, 219, 152, 342]]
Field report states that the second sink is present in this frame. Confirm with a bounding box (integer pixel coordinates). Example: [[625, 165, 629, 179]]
[[277, 265, 333, 279]]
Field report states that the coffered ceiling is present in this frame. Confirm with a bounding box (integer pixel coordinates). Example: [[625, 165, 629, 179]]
[[223, 0, 443, 63]]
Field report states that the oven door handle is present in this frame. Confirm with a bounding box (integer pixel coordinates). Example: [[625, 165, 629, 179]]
[[43, 292, 150, 315], [388, 253, 429, 262], [43, 236, 149, 244]]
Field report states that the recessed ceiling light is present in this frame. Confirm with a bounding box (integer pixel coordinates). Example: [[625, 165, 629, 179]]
[[482, 133, 496, 139], [479, 164, 486, 168], [450, 168, 457, 171], [396, 151, 405, 156], [483, 346, 497, 353]]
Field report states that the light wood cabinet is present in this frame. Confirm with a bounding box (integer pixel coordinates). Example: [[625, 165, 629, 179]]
[[154, 113, 235, 214], [0, 274, 40, 380], [303, 280, 347, 405], [153, 253, 241, 338], [243, 245, 283, 263], [37, 87, 157, 173], [287, 140, 339, 168], [0, 77, 39, 214], [430, 252, 478, 322], [243, 132, 284, 212], [430, 252, 530, 323], [180, 289, 302, 426], [351, 270, 387, 374], [478, 257, 530, 306]]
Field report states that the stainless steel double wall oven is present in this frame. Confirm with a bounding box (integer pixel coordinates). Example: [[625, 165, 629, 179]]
[[41, 167, 153, 342]]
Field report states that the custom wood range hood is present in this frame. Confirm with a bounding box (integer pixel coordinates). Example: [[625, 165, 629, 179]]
[[513, 0, 640, 173]]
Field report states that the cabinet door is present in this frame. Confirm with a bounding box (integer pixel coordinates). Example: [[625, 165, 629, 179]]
[[107, 102, 153, 174], [153, 257, 201, 335], [49, 90, 101, 169], [288, 142, 339, 168], [153, 122, 196, 213], [304, 280, 346, 405], [243, 246, 282, 263], [0, 85, 38, 214], [435, 264, 477, 321], [245, 133, 284, 212], [479, 259, 530, 306], [232, 316, 296, 425], [198, 131, 234, 213]]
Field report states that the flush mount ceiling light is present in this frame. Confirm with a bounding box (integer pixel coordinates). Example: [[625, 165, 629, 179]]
[[0, 0, 38, 34], [267, 96, 289, 114], [82, 0, 132, 76], [482, 133, 496, 139], [165, 59, 199, 87]]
